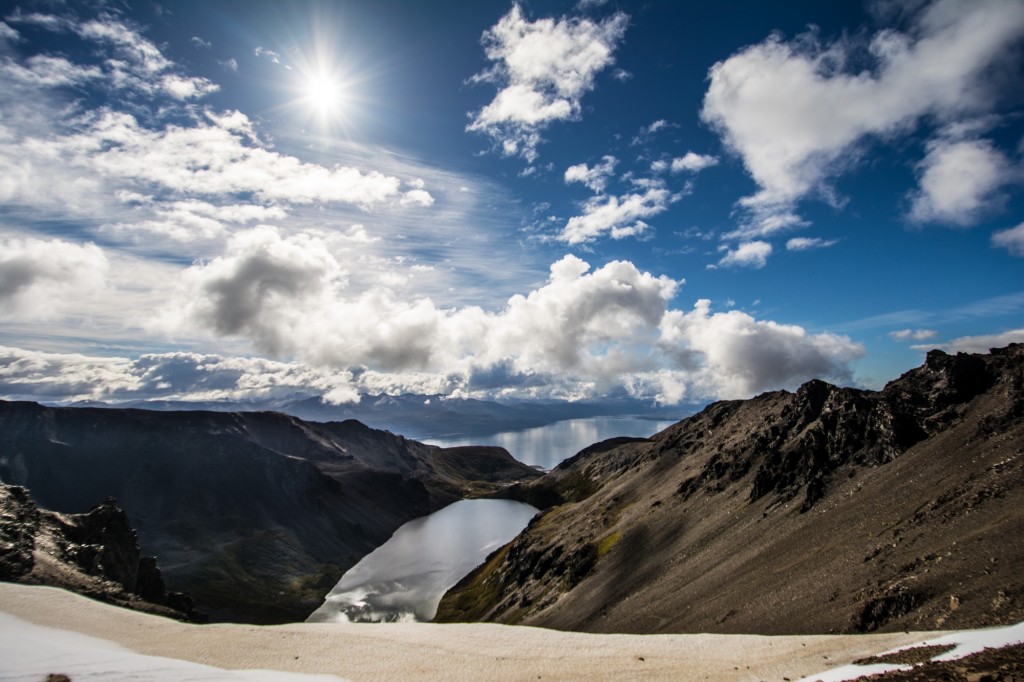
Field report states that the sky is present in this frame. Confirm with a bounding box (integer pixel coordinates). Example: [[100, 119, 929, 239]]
[[0, 0, 1022, 409]]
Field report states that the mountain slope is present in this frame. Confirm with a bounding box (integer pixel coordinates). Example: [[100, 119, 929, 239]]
[[436, 345, 1024, 635], [0, 403, 539, 622], [0, 483, 202, 621]]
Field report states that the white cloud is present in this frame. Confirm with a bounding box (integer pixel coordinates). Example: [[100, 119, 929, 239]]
[[467, 4, 628, 161], [659, 299, 864, 399], [632, 119, 671, 144], [1, 55, 102, 86], [889, 328, 938, 341], [701, 0, 1024, 216], [0, 346, 359, 404], [190, 36, 211, 49], [151, 245, 864, 404], [0, 21, 19, 41], [254, 47, 281, 64], [400, 189, 435, 207], [670, 152, 719, 173], [0, 238, 108, 321], [786, 236, 838, 251], [909, 137, 1013, 225], [992, 222, 1024, 256], [64, 110, 412, 208], [560, 186, 674, 244], [564, 155, 617, 192], [170, 227, 346, 355], [913, 329, 1024, 353], [714, 240, 772, 269], [8, 12, 219, 101]]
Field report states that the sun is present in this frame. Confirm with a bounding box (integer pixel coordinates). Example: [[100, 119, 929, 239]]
[[303, 71, 345, 116]]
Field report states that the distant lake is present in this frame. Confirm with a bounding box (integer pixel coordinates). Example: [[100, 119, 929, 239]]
[[307, 499, 538, 624], [425, 415, 679, 470]]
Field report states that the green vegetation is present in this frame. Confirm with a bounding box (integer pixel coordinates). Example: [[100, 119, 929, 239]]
[[596, 531, 621, 558], [433, 544, 512, 622]]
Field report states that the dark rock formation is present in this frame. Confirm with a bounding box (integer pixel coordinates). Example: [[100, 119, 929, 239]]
[[436, 344, 1024, 635], [0, 404, 539, 623], [0, 483, 202, 620]]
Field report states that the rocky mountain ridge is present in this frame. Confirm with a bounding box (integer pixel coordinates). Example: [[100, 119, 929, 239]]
[[0, 483, 202, 621], [437, 345, 1024, 635], [0, 403, 539, 622]]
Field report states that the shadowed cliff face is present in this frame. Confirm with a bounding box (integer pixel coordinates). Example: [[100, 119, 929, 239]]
[[0, 483, 202, 621], [0, 405, 539, 623], [436, 345, 1024, 635]]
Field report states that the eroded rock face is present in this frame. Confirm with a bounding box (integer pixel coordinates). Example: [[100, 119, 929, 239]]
[[437, 345, 1024, 635], [0, 483, 202, 621]]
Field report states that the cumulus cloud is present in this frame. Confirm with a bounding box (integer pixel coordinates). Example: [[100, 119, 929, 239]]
[[0, 238, 108, 321], [564, 155, 617, 192], [659, 299, 864, 399], [913, 329, 1024, 354], [559, 186, 674, 244], [786, 236, 838, 251], [909, 137, 1014, 225], [670, 152, 719, 173], [992, 222, 1024, 256], [151, 244, 865, 404], [701, 0, 1024, 219], [467, 3, 628, 161], [713, 241, 772, 269], [889, 328, 938, 341], [172, 227, 345, 355]]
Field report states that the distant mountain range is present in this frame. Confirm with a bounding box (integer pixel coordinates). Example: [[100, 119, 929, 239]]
[[61, 393, 688, 440], [0, 403, 540, 623], [437, 344, 1024, 635]]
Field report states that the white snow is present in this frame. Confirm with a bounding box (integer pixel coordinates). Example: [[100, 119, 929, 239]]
[[798, 620, 1024, 682], [0, 612, 350, 682]]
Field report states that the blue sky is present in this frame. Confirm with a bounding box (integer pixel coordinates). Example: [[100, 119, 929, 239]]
[[0, 0, 1021, 408]]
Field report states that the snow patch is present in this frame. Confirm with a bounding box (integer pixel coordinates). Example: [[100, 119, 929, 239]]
[[0, 612, 350, 682]]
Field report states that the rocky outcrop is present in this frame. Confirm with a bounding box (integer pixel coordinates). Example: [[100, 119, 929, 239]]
[[436, 345, 1024, 635], [0, 483, 202, 620], [0, 404, 540, 623]]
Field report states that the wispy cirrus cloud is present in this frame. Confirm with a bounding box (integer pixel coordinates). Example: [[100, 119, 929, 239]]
[[992, 222, 1024, 256], [889, 328, 937, 342], [467, 3, 628, 161], [786, 236, 837, 251], [912, 329, 1024, 354]]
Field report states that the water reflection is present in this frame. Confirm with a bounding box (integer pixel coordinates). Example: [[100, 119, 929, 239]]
[[426, 416, 678, 470], [307, 499, 538, 623]]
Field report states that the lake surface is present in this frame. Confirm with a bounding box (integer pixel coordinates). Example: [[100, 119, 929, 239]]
[[307, 499, 538, 623], [425, 415, 679, 470]]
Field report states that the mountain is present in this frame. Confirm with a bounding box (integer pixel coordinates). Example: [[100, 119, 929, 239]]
[[436, 344, 1024, 635], [66, 393, 686, 440], [0, 403, 539, 623], [0, 483, 202, 621]]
